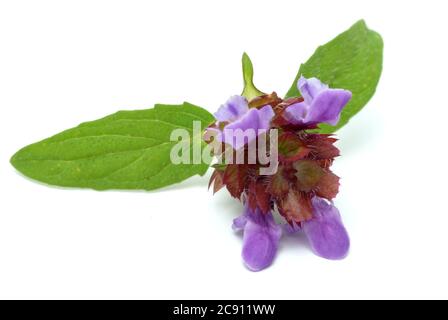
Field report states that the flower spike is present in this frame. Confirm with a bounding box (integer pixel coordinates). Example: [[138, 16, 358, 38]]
[[208, 76, 352, 270]]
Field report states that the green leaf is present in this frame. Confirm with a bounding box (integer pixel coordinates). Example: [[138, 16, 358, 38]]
[[285, 20, 383, 133], [11, 102, 215, 191], [241, 52, 265, 100]]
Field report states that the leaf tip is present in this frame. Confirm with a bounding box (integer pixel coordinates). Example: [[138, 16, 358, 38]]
[[353, 19, 382, 41], [241, 52, 264, 100], [10, 150, 21, 170], [241, 52, 254, 78], [354, 19, 367, 27]]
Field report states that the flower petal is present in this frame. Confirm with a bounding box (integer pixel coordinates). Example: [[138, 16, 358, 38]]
[[257, 105, 276, 129], [286, 77, 352, 126], [284, 101, 308, 125], [298, 76, 329, 105], [303, 197, 350, 260], [305, 89, 352, 126], [232, 214, 248, 231], [214, 95, 249, 123], [236, 206, 282, 271], [222, 105, 275, 150]]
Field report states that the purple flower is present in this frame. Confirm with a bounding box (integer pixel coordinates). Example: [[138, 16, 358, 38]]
[[233, 205, 282, 271], [302, 196, 350, 260], [210, 76, 351, 270], [212, 95, 275, 150], [233, 197, 349, 271], [214, 95, 249, 123], [285, 76, 352, 126]]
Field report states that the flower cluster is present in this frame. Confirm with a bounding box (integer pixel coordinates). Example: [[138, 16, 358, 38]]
[[208, 76, 352, 271]]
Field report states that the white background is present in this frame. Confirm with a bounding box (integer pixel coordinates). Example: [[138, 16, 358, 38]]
[[1, 0, 447, 299]]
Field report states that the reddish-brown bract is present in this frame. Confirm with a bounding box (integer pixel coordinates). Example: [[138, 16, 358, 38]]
[[208, 94, 341, 225]]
